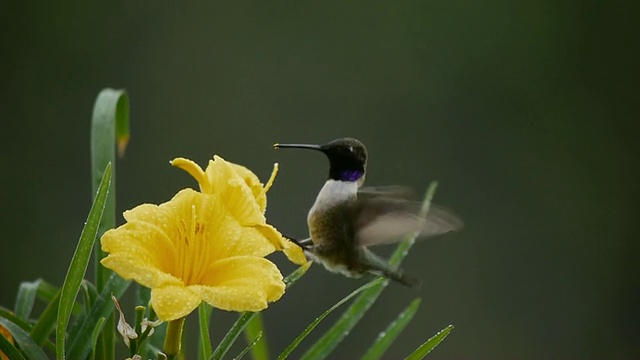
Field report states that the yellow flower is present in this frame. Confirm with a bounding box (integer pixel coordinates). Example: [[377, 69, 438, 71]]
[[101, 156, 306, 321], [171, 155, 306, 265]]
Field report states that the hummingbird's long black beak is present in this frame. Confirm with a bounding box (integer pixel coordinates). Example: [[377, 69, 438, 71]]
[[273, 143, 324, 152]]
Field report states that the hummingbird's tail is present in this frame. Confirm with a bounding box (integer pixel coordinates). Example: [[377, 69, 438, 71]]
[[361, 248, 422, 288], [387, 270, 422, 288]]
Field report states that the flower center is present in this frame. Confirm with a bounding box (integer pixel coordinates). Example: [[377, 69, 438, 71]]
[[174, 204, 210, 286]]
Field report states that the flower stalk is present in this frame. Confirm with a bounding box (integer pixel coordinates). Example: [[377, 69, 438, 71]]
[[163, 317, 186, 360]]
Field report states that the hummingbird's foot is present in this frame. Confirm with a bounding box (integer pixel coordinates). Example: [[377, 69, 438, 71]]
[[281, 234, 313, 249]]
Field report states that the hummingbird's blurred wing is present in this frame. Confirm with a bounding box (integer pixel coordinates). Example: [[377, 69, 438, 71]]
[[353, 190, 463, 246], [357, 186, 416, 199]]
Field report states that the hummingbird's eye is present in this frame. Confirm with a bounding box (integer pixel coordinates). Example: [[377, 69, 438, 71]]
[[347, 146, 354, 153]]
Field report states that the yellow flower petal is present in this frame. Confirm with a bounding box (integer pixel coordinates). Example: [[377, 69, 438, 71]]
[[122, 190, 200, 247], [256, 225, 308, 266], [283, 241, 308, 266], [193, 256, 285, 312], [202, 156, 235, 192], [211, 225, 276, 260], [194, 189, 276, 260], [151, 285, 202, 321], [171, 157, 210, 193], [229, 162, 278, 213], [202, 156, 266, 226], [101, 222, 182, 289]]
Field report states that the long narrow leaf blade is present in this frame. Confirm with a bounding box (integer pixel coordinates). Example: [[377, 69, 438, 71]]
[[277, 279, 381, 360], [56, 163, 112, 360], [90, 88, 130, 360], [361, 298, 421, 360], [301, 182, 439, 360], [300, 280, 387, 360], [210, 264, 311, 360], [404, 325, 454, 360], [0, 317, 48, 360], [244, 313, 269, 360], [283, 262, 311, 287], [90, 317, 107, 356], [211, 312, 257, 360], [0, 307, 31, 332], [90, 88, 129, 290], [35, 280, 59, 302], [0, 332, 25, 360], [33, 281, 82, 318], [66, 273, 131, 360], [14, 279, 42, 320], [235, 331, 262, 360], [30, 290, 61, 345]]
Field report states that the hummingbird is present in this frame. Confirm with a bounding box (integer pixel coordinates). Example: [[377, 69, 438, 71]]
[[274, 137, 462, 287]]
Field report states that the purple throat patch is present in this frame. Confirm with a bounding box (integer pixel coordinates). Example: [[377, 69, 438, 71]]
[[341, 170, 363, 181]]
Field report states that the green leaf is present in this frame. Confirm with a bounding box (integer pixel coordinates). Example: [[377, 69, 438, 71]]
[[66, 273, 131, 360], [30, 290, 61, 346], [235, 331, 262, 360], [211, 311, 257, 360], [14, 279, 42, 320], [301, 182, 439, 360], [210, 264, 310, 360], [90, 317, 107, 359], [0, 316, 48, 360], [0, 331, 25, 360], [244, 313, 269, 360], [0, 306, 32, 332], [81, 281, 100, 316], [35, 280, 59, 302], [32, 280, 85, 317], [56, 163, 112, 360], [361, 298, 421, 360], [300, 280, 387, 360], [284, 262, 311, 287], [277, 279, 381, 360], [198, 303, 213, 360], [90, 88, 129, 360], [32, 281, 82, 318], [404, 325, 454, 360], [90, 88, 129, 291], [22, 283, 81, 346]]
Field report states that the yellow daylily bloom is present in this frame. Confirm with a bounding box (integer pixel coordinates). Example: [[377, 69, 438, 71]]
[[171, 156, 307, 265], [101, 156, 306, 321], [102, 189, 285, 321]]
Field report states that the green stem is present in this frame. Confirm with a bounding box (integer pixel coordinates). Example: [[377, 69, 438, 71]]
[[130, 306, 146, 356], [163, 317, 186, 360], [198, 303, 212, 360]]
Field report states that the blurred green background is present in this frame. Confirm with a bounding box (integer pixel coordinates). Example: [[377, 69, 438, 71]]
[[1, 1, 637, 359]]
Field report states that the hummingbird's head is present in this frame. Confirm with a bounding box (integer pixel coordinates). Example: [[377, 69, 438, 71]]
[[274, 137, 368, 184], [320, 138, 367, 183]]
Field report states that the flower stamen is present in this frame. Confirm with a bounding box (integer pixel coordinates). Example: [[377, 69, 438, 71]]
[[260, 163, 279, 198]]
